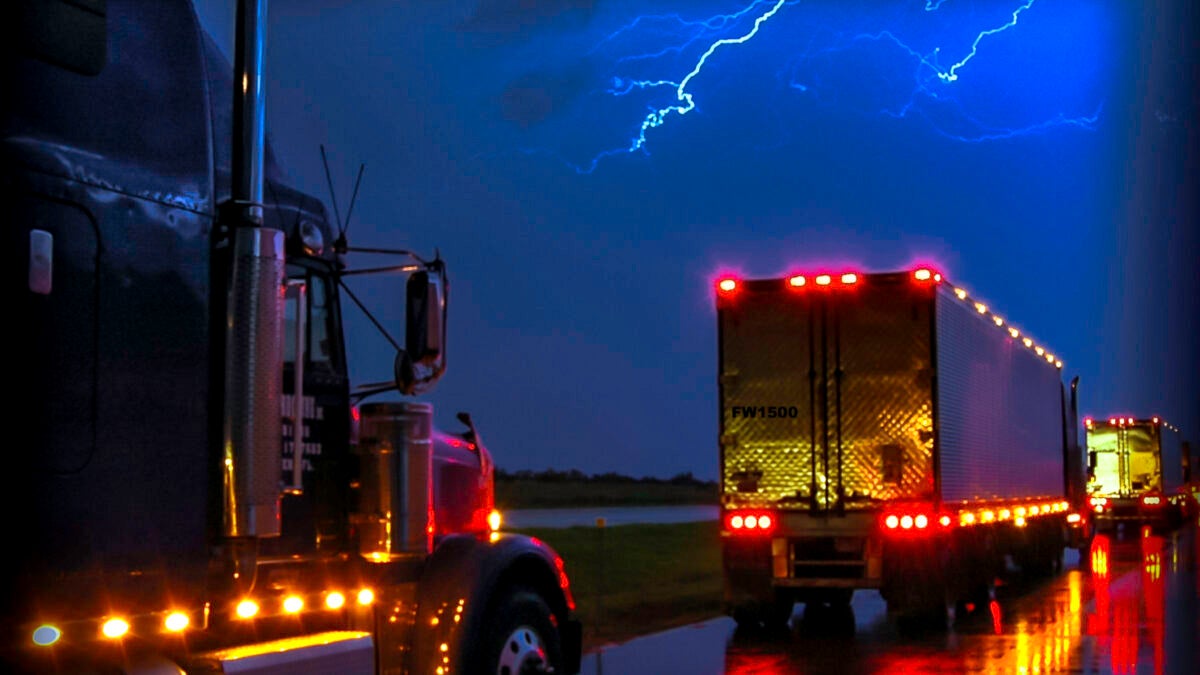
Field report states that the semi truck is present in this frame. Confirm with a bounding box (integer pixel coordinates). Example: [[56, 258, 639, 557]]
[[3, 1, 581, 673], [1084, 416, 1186, 532], [714, 267, 1089, 628]]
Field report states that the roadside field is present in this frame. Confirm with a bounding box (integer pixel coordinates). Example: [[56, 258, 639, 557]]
[[512, 521, 725, 651]]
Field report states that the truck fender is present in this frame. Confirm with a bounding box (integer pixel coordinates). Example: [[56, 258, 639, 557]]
[[410, 532, 578, 674]]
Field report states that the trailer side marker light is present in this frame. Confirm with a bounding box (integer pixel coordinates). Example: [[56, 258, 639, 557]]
[[1067, 513, 1082, 524], [32, 625, 61, 647], [1015, 507, 1027, 517], [914, 514, 929, 529], [1023, 338, 1033, 348], [955, 288, 967, 299], [357, 589, 375, 606], [788, 275, 806, 287], [1045, 353, 1055, 363], [999, 509, 1011, 520], [939, 515, 952, 527], [993, 316, 1004, 326], [488, 510, 502, 532], [1030, 506, 1040, 516], [1152, 416, 1159, 423], [283, 596, 304, 614], [235, 600, 259, 619], [101, 618, 129, 639], [900, 515, 914, 529], [1055, 360, 1063, 368], [1035, 346, 1045, 356], [1009, 328, 1020, 338], [1108, 417, 1116, 424], [974, 302, 987, 314], [717, 278, 737, 293], [961, 513, 976, 526], [840, 273, 858, 285], [981, 510, 995, 523], [885, 515, 900, 529], [816, 274, 832, 286], [1014, 516, 1027, 528]]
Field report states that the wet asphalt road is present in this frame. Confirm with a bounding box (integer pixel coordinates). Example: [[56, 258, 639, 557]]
[[583, 521, 1200, 674]]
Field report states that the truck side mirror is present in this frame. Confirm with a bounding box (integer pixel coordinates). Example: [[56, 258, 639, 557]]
[[395, 268, 446, 394]]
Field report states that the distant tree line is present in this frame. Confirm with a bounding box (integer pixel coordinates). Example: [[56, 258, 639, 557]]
[[496, 468, 715, 487]]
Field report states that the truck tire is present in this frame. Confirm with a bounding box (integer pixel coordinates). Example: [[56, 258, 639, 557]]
[[477, 587, 563, 675]]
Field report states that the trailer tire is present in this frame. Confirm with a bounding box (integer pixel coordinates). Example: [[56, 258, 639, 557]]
[[477, 587, 563, 675]]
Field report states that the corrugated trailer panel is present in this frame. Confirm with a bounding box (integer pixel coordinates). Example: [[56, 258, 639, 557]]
[[934, 285, 1064, 503], [719, 276, 935, 509], [720, 288, 814, 507]]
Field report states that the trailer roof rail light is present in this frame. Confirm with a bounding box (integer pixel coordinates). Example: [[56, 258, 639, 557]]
[[815, 274, 832, 286], [788, 275, 806, 288], [840, 272, 858, 285]]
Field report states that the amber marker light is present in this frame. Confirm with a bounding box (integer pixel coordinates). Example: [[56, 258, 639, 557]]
[[488, 510, 502, 532], [283, 596, 304, 614], [954, 288, 968, 299], [1023, 338, 1033, 348], [974, 302, 987, 314], [325, 592, 346, 610], [357, 589, 375, 606], [101, 618, 130, 639], [1009, 328, 1020, 338], [236, 600, 259, 619], [164, 612, 189, 633], [32, 625, 61, 647]]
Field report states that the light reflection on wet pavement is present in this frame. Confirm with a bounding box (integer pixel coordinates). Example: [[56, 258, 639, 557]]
[[580, 523, 1200, 674]]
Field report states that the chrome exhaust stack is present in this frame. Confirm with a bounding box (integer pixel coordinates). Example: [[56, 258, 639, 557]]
[[356, 402, 435, 558], [221, 0, 282, 539]]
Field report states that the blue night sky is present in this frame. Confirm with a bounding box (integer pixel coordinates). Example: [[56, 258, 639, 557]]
[[195, 0, 1198, 480]]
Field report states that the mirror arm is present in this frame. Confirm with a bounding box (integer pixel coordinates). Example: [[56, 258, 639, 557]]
[[337, 277, 402, 352]]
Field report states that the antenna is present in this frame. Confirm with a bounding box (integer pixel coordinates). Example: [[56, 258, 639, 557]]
[[342, 163, 366, 237], [320, 144, 344, 233]]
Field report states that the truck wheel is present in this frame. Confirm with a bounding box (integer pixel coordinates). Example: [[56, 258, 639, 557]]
[[479, 587, 563, 675]]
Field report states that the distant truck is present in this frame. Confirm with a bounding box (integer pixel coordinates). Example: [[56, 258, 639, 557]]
[[1084, 416, 1186, 531], [714, 268, 1089, 627]]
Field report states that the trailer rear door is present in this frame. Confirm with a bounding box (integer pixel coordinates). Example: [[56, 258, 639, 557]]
[[717, 275, 935, 513]]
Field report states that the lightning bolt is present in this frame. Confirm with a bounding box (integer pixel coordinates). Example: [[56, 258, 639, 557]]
[[562, 0, 1097, 173]]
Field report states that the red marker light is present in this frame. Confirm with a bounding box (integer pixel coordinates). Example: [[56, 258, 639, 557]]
[[840, 273, 858, 285], [815, 274, 832, 286], [788, 275, 806, 288], [914, 514, 929, 529], [900, 515, 914, 529], [914, 268, 932, 281], [758, 514, 773, 529], [938, 515, 951, 527], [717, 278, 738, 294], [1109, 417, 1116, 425], [885, 515, 899, 529]]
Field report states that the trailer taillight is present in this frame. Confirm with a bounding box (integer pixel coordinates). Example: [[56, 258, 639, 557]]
[[725, 510, 776, 534]]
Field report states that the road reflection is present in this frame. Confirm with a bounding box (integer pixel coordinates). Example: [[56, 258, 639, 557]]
[[578, 523, 1199, 674], [724, 524, 1198, 674]]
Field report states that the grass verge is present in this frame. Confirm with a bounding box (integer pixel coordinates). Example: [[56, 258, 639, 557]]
[[512, 521, 724, 652]]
